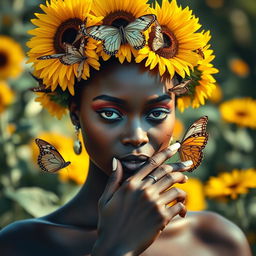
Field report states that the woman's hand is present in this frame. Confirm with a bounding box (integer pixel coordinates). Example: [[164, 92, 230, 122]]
[[91, 143, 192, 256]]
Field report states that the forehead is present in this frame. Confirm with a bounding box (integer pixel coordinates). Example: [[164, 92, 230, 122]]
[[82, 62, 173, 99]]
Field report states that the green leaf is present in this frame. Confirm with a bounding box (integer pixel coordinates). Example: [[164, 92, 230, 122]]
[[4, 187, 59, 217]]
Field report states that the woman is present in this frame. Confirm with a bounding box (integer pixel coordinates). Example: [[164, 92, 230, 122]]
[[0, 0, 252, 255]]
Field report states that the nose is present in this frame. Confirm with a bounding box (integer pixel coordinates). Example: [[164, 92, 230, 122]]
[[121, 120, 149, 147]]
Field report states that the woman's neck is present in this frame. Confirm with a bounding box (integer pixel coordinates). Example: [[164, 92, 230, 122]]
[[45, 160, 109, 229]]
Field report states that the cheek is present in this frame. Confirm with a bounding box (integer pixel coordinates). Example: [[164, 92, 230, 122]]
[[79, 113, 116, 174], [151, 112, 175, 152]]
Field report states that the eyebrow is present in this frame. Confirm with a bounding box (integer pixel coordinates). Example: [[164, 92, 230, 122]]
[[92, 94, 172, 105]]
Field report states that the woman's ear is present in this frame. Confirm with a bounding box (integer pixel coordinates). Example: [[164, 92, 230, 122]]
[[69, 101, 80, 127]]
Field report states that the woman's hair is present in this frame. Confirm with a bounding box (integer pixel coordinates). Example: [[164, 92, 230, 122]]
[[71, 57, 182, 107]]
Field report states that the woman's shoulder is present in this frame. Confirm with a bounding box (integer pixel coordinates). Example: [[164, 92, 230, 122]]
[[171, 211, 252, 256], [0, 218, 96, 256], [0, 218, 49, 255]]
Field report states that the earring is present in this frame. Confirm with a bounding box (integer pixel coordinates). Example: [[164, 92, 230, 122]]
[[73, 125, 82, 155]]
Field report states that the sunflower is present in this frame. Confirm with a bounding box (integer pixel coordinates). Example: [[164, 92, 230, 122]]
[[136, 0, 203, 78], [177, 31, 219, 112], [208, 83, 223, 103], [0, 36, 24, 80], [173, 178, 207, 211], [205, 168, 256, 200], [229, 58, 250, 77], [91, 0, 150, 63], [31, 132, 89, 185], [34, 92, 68, 119], [219, 98, 256, 129], [0, 80, 15, 113], [172, 118, 184, 140], [27, 0, 102, 95]]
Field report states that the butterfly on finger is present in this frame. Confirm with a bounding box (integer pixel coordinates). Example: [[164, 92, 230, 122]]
[[85, 14, 156, 56], [37, 38, 87, 81], [177, 116, 209, 172], [35, 138, 71, 173]]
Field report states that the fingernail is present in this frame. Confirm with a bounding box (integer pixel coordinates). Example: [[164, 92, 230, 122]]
[[182, 160, 193, 167], [180, 175, 188, 183], [112, 157, 117, 171], [168, 142, 180, 152]]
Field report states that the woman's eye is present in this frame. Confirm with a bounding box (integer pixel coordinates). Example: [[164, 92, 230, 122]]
[[147, 109, 170, 121], [97, 110, 122, 121]]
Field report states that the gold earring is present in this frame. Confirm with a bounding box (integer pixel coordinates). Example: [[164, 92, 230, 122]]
[[73, 125, 82, 155]]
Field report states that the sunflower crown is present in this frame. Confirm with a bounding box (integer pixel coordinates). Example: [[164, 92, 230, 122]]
[[27, 0, 219, 119]]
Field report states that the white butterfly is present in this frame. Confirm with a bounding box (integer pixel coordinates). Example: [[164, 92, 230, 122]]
[[85, 14, 156, 55], [37, 38, 87, 81], [151, 20, 165, 52]]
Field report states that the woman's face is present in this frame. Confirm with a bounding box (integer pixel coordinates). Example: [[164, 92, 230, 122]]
[[74, 63, 176, 178]]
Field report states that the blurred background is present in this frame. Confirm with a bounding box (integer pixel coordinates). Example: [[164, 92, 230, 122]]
[[0, 0, 255, 254]]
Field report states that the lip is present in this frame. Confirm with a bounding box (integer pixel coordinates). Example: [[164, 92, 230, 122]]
[[119, 154, 149, 173]]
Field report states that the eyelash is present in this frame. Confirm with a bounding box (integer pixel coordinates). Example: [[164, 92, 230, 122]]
[[97, 108, 170, 122]]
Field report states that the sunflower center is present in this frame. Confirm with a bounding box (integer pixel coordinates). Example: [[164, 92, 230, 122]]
[[229, 183, 239, 189], [236, 111, 247, 117], [103, 11, 135, 28], [0, 52, 8, 68], [54, 18, 82, 53], [149, 25, 179, 59]]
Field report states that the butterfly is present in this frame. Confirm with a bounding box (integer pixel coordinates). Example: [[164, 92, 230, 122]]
[[195, 48, 205, 59], [85, 14, 156, 55], [178, 116, 209, 172], [35, 138, 71, 173], [37, 38, 87, 81], [168, 80, 192, 96], [151, 20, 165, 52], [29, 73, 51, 93]]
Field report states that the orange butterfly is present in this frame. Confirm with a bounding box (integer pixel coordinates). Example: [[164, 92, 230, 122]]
[[35, 138, 71, 173], [178, 116, 209, 172]]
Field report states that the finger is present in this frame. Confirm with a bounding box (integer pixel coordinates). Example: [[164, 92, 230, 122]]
[[131, 142, 181, 182], [167, 202, 187, 219], [158, 187, 186, 205], [98, 158, 123, 208], [151, 172, 187, 194], [141, 160, 192, 188]]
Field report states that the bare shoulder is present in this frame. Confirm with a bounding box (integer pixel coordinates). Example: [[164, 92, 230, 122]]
[[0, 218, 96, 256], [188, 211, 252, 256], [0, 219, 48, 255]]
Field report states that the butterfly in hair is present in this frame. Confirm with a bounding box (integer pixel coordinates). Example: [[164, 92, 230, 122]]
[[85, 14, 156, 55], [151, 20, 165, 52], [35, 138, 71, 173], [29, 73, 51, 93], [178, 116, 209, 172], [37, 38, 87, 81], [168, 79, 192, 96]]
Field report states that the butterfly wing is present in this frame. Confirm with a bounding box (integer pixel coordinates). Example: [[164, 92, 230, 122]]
[[152, 21, 164, 52], [86, 25, 121, 55], [35, 138, 71, 173], [179, 133, 208, 172], [168, 80, 191, 96], [178, 116, 209, 172], [37, 53, 65, 60], [59, 43, 84, 65], [125, 14, 156, 50], [181, 116, 208, 141]]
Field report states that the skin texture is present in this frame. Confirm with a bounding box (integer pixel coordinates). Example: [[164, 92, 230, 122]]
[[0, 62, 252, 256]]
